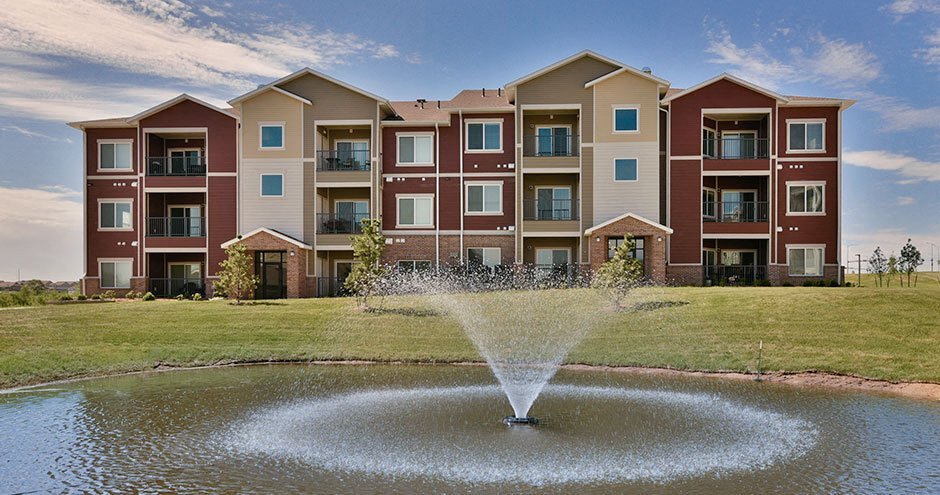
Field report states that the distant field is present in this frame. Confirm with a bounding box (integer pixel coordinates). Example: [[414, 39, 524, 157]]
[[0, 279, 938, 389]]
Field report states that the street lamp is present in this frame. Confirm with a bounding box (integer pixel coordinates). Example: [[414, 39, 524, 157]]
[[928, 242, 938, 273]]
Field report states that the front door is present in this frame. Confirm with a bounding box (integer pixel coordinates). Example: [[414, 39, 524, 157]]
[[255, 251, 286, 299], [169, 206, 201, 237]]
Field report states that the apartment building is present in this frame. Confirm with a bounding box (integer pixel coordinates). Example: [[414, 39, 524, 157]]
[[70, 51, 852, 298]]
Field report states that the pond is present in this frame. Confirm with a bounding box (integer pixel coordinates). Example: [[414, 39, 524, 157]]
[[1, 364, 937, 494]]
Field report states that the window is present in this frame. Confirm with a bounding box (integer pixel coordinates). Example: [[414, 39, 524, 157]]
[[536, 248, 570, 266], [702, 188, 716, 218], [468, 248, 501, 270], [100, 260, 132, 289], [335, 141, 369, 169], [466, 121, 502, 152], [466, 183, 502, 214], [788, 247, 824, 276], [535, 187, 573, 220], [397, 260, 432, 272], [614, 158, 638, 181], [613, 107, 639, 132], [260, 174, 283, 197], [535, 126, 572, 156], [788, 183, 825, 215], [397, 195, 433, 227], [99, 200, 132, 230], [721, 250, 756, 266], [607, 237, 645, 264], [722, 131, 757, 159], [259, 124, 284, 149], [788, 121, 824, 152], [703, 249, 717, 266], [702, 128, 716, 157], [397, 134, 433, 165], [99, 141, 132, 170]]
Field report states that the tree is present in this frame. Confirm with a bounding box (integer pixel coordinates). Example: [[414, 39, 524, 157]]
[[899, 239, 924, 287], [592, 235, 644, 310], [19, 279, 46, 295], [215, 243, 258, 304], [868, 246, 888, 287], [887, 254, 899, 288], [345, 218, 388, 310]]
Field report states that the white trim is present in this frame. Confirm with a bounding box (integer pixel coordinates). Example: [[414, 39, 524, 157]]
[[395, 193, 435, 228], [207, 172, 238, 177], [87, 175, 138, 180], [702, 233, 771, 239], [97, 139, 134, 171], [584, 212, 673, 235], [702, 170, 771, 176], [143, 247, 209, 253], [220, 227, 311, 250], [381, 230, 514, 236], [395, 132, 435, 167], [519, 103, 582, 111], [785, 244, 826, 276], [533, 124, 573, 156], [97, 198, 134, 231], [522, 232, 582, 238], [702, 187, 717, 220], [464, 181, 504, 215], [520, 167, 581, 174], [612, 106, 640, 133], [97, 258, 134, 289], [613, 157, 639, 182], [127, 94, 238, 122], [785, 119, 826, 154], [669, 155, 701, 161], [316, 245, 354, 251], [313, 119, 373, 126], [583, 64, 670, 87], [464, 118, 504, 153], [228, 67, 386, 106], [701, 107, 773, 115], [315, 181, 371, 188], [143, 187, 206, 193], [258, 122, 285, 150], [260, 173, 284, 197], [382, 172, 517, 179], [785, 181, 826, 216], [662, 74, 787, 104], [534, 247, 572, 264], [777, 157, 837, 162], [141, 127, 208, 134], [506, 51, 626, 88]]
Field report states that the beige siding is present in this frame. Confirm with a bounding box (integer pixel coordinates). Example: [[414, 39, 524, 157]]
[[521, 237, 579, 263], [240, 158, 304, 239], [593, 72, 661, 142], [240, 90, 303, 160], [304, 163, 314, 244], [592, 141, 660, 225]]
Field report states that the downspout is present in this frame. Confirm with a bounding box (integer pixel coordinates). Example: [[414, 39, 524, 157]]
[[459, 110, 464, 263], [435, 122, 440, 271]]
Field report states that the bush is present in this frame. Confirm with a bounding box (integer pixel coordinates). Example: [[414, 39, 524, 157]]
[[58, 294, 73, 301], [801, 280, 815, 287], [844, 282, 854, 287], [828, 279, 841, 287], [77, 294, 87, 301], [815, 280, 828, 287], [191, 293, 203, 301], [102, 290, 116, 300], [124, 290, 138, 300], [781, 281, 794, 287], [142, 292, 156, 301], [755, 279, 771, 287], [90, 294, 102, 300], [175, 294, 185, 301]]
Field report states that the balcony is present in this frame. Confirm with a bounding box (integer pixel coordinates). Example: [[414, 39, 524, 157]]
[[703, 265, 768, 285], [703, 137, 769, 160], [146, 156, 207, 176], [316, 213, 367, 248], [521, 134, 580, 171], [703, 201, 768, 223], [522, 198, 580, 234], [316, 149, 371, 185], [147, 217, 206, 237], [148, 277, 206, 298], [316, 277, 351, 297]]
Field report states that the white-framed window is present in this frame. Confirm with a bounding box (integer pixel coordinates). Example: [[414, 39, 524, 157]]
[[614, 158, 638, 181], [260, 174, 284, 197], [536, 248, 570, 266], [702, 187, 717, 219], [465, 182, 502, 215], [397, 260, 432, 272], [788, 245, 825, 276], [534, 186, 573, 220], [703, 248, 717, 266], [98, 199, 133, 230], [397, 194, 434, 227], [534, 125, 572, 157], [613, 106, 639, 133], [99, 259, 132, 289], [787, 182, 825, 215], [702, 128, 717, 157], [98, 140, 133, 170], [787, 120, 825, 153], [468, 247, 501, 268], [259, 123, 285, 150], [465, 120, 502, 152], [397, 133, 434, 165]]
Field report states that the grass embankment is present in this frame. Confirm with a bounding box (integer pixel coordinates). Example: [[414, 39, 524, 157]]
[[1, 277, 938, 389]]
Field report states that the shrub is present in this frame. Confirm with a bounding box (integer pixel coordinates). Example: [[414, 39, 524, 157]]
[[781, 281, 794, 287], [102, 290, 116, 300], [755, 279, 771, 287], [844, 282, 854, 287], [142, 292, 156, 301], [77, 294, 87, 301], [815, 280, 828, 287], [191, 293, 203, 301], [124, 290, 138, 299], [58, 294, 73, 302], [91, 294, 102, 300], [801, 280, 815, 287], [175, 294, 185, 301], [828, 279, 841, 288]]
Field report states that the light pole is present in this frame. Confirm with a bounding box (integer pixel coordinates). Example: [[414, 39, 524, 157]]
[[856, 253, 862, 287], [928, 242, 937, 273]]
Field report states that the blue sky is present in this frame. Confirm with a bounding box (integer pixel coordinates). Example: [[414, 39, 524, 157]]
[[0, 0, 938, 280]]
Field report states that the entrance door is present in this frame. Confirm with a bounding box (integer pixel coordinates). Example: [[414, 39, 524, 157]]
[[169, 149, 200, 175], [169, 263, 202, 296], [169, 206, 201, 237], [255, 251, 286, 299]]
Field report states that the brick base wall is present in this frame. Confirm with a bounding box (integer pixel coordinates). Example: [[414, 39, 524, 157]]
[[382, 234, 517, 267], [82, 277, 147, 297], [768, 265, 842, 285], [666, 265, 703, 286], [584, 216, 670, 284]]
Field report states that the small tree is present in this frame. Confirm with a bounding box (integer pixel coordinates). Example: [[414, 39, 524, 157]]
[[592, 235, 644, 310], [868, 246, 888, 287], [899, 239, 924, 287], [887, 254, 899, 287], [345, 218, 388, 310], [215, 243, 258, 304]]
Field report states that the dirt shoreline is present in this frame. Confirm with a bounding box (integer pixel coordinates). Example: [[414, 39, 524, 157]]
[[3, 360, 938, 401]]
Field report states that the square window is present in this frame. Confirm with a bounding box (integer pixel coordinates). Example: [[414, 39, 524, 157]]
[[788, 122, 824, 151], [100, 261, 132, 289], [788, 247, 824, 276], [398, 135, 433, 164], [398, 196, 433, 226], [788, 184, 824, 214], [466, 122, 502, 151], [614, 158, 638, 181], [466, 184, 501, 214], [99, 201, 132, 229], [260, 125, 284, 149], [260, 174, 283, 196], [614, 108, 638, 132], [99, 142, 132, 169]]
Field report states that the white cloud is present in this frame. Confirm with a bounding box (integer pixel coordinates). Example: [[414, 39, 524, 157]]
[[0, 125, 73, 143], [843, 228, 940, 272], [883, 0, 940, 16], [919, 29, 940, 66], [844, 149, 940, 182], [0, 186, 82, 281], [896, 195, 917, 205]]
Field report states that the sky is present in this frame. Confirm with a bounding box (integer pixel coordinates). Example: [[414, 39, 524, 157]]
[[0, 0, 938, 280]]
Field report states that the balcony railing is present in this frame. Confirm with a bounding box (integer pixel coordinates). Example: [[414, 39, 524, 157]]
[[317, 213, 368, 234], [149, 277, 206, 297], [147, 217, 206, 237], [316, 150, 370, 171], [703, 265, 767, 285], [523, 198, 579, 221], [702, 201, 768, 223], [522, 134, 580, 157], [316, 277, 350, 297], [146, 156, 207, 176], [703, 137, 769, 159]]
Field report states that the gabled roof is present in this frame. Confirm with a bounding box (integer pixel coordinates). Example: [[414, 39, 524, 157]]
[[584, 212, 674, 236], [583, 65, 670, 88], [661, 73, 788, 104], [504, 50, 624, 89], [220, 227, 312, 250], [228, 67, 389, 107], [126, 93, 239, 123], [67, 117, 133, 130]]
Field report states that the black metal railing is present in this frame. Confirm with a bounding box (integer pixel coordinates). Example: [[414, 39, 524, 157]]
[[316, 150, 371, 171], [317, 213, 368, 234], [703, 265, 767, 285], [702, 201, 768, 222], [146, 156, 207, 176], [522, 198, 579, 221], [702, 137, 769, 159], [147, 217, 206, 237], [317, 277, 350, 297], [522, 134, 580, 157], [149, 277, 205, 297]]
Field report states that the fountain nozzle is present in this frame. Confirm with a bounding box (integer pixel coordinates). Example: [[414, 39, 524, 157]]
[[502, 415, 539, 426]]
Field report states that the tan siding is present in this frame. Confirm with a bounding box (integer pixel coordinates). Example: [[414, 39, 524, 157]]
[[239, 158, 304, 239], [593, 72, 661, 142], [581, 146, 593, 234], [592, 141, 660, 224], [240, 90, 303, 160]]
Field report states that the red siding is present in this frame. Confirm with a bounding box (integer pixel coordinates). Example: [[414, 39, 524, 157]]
[[85, 127, 137, 176], [85, 180, 139, 276], [207, 176, 237, 275], [139, 99, 237, 173], [775, 159, 839, 263], [382, 126, 437, 175], [669, 159, 701, 263], [460, 112, 516, 174], [777, 106, 839, 159]]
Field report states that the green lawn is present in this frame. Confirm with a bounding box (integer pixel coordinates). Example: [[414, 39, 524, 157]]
[[1, 275, 938, 389]]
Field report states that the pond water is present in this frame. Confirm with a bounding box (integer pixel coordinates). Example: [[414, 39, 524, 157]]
[[1, 364, 937, 494]]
